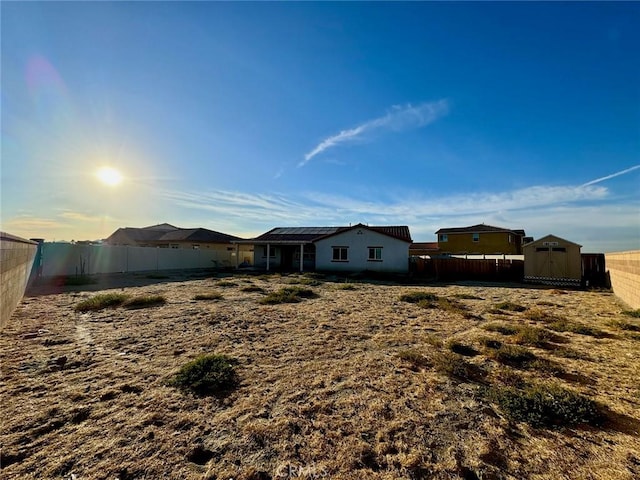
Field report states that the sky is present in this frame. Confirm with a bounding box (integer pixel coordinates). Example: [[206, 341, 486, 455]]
[[1, 2, 639, 252]]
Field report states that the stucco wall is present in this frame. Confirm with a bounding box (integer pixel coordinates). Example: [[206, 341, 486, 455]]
[[1, 233, 37, 328], [605, 250, 640, 309], [315, 229, 410, 273]]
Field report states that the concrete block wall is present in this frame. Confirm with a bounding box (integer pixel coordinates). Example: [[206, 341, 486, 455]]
[[1, 232, 37, 328], [605, 250, 640, 310]]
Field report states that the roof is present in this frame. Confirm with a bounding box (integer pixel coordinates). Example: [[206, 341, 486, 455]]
[[435, 223, 525, 235], [523, 234, 582, 248], [409, 242, 439, 255], [106, 225, 241, 244], [247, 223, 412, 244]]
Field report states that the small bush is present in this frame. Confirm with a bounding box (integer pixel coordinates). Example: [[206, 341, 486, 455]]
[[170, 354, 237, 396], [433, 352, 482, 381], [336, 283, 357, 290], [216, 281, 238, 287], [623, 309, 640, 319], [452, 293, 483, 300], [609, 319, 640, 332], [400, 291, 438, 303], [483, 322, 519, 335], [524, 308, 562, 323], [241, 285, 265, 293], [446, 340, 479, 356], [194, 292, 223, 301], [494, 301, 527, 312], [489, 383, 602, 427], [478, 337, 502, 349], [75, 293, 130, 312], [123, 295, 166, 309], [260, 286, 316, 305], [547, 319, 603, 337], [425, 334, 443, 348], [487, 344, 536, 367], [398, 349, 431, 370], [513, 326, 555, 347], [298, 278, 322, 286]]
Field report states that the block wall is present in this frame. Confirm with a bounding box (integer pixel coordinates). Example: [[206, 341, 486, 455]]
[[605, 250, 640, 310], [1, 233, 37, 328]]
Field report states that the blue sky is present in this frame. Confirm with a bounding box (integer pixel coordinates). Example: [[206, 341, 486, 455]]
[[2, 2, 638, 252]]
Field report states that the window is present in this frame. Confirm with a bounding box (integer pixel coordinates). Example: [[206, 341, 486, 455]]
[[192, 244, 200, 249], [508, 234, 513, 244], [438, 234, 448, 242], [263, 246, 276, 257], [552, 247, 567, 252], [332, 247, 348, 261], [536, 247, 549, 252], [368, 247, 382, 261], [472, 233, 480, 242], [170, 244, 180, 249]]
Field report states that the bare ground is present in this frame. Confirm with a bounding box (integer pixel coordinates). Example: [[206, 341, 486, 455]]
[[1, 273, 639, 480]]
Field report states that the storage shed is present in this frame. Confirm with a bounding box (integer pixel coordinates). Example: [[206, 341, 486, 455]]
[[523, 234, 582, 287]]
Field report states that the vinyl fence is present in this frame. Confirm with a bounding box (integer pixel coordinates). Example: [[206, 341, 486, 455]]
[[36, 243, 231, 278]]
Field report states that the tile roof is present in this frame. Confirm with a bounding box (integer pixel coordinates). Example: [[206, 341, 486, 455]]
[[435, 224, 525, 235]]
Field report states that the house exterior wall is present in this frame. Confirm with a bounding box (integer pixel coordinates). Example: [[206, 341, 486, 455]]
[[438, 232, 521, 255], [253, 245, 282, 269], [605, 250, 640, 309], [1, 233, 38, 328], [523, 235, 582, 286], [314, 229, 409, 273]]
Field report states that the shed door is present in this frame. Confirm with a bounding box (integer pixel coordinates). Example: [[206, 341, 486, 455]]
[[549, 247, 568, 278], [533, 247, 551, 277]]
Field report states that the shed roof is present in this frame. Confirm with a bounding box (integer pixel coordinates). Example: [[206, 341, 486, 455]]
[[523, 234, 582, 248]]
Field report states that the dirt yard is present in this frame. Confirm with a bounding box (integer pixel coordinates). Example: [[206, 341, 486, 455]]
[[1, 272, 639, 480]]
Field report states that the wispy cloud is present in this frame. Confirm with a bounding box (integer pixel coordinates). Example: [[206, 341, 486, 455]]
[[300, 100, 449, 166], [581, 164, 640, 186]]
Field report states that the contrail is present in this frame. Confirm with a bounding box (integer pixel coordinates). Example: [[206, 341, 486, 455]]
[[582, 164, 640, 186]]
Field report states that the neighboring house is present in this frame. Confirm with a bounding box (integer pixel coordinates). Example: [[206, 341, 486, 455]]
[[105, 223, 253, 267], [523, 234, 582, 287], [242, 223, 412, 273], [435, 224, 526, 255]]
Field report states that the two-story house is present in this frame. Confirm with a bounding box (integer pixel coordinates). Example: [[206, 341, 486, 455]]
[[435, 224, 526, 255]]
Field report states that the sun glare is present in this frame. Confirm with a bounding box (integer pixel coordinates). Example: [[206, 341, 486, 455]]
[[96, 166, 123, 187]]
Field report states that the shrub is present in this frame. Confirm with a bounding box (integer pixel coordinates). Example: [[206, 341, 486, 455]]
[[123, 295, 166, 309], [336, 283, 357, 290], [487, 344, 536, 367], [216, 281, 238, 287], [524, 308, 561, 323], [482, 322, 519, 335], [194, 292, 223, 301], [298, 278, 322, 286], [488, 383, 602, 427], [260, 286, 316, 305], [452, 293, 483, 300], [478, 337, 502, 350], [513, 326, 555, 347], [494, 301, 527, 312], [400, 291, 438, 303], [546, 319, 603, 337], [623, 309, 640, 319], [75, 293, 130, 312], [170, 354, 237, 396], [609, 319, 640, 332], [241, 285, 265, 293], [446, 340, 479, 356], [398, 349, 431, 370], [433, 352, 482, 381]]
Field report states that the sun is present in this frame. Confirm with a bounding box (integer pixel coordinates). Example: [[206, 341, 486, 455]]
[[96, 166, 123, 187]]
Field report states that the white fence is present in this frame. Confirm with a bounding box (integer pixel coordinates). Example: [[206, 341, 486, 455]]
[[38, 243, 230, 277]]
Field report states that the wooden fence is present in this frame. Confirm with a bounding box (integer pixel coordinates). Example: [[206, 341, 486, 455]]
[[411, 257, 524, 282]]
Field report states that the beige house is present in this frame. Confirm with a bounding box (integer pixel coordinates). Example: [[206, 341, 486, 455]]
[[523, 234, 582, 287], [105, 223, 253, 268]]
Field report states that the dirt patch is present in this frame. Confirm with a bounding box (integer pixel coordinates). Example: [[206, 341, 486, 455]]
[[2, 275, 639, 479]]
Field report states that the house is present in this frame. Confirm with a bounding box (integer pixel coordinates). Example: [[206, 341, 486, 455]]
[[523, 234, 582, 287], [409, 242, 440, 257], [241, 223, 412, 273], [105, 223, 253, 267], [435, 224, 526, 255]]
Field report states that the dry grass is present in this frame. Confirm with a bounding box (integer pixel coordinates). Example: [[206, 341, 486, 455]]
[[2, 277, 640, 479]]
